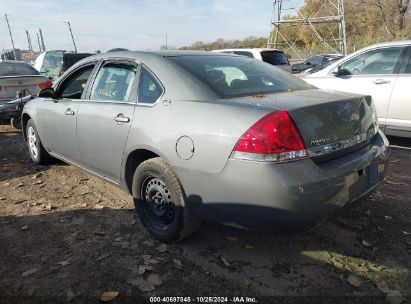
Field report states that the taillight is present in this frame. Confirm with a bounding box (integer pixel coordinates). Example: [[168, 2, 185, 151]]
[[232, 110, 307, 162], [38, 80, 53, 90]]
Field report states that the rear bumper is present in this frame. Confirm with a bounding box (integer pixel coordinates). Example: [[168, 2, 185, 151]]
[[177, 130, 389, 231]]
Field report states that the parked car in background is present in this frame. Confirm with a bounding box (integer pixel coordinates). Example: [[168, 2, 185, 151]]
[[22, 51, 388, 242], [0, 60, 51, 128], [304, 40, 411, 138], [34, 51, 92, 80], [291, 54, 344, 74], [212, 48, 291, 72], [300, 56, 344, 74], [34, 50, 64, 80]]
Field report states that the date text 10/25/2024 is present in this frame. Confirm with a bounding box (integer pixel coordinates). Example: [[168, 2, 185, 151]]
[[149, 297, 258, 303]]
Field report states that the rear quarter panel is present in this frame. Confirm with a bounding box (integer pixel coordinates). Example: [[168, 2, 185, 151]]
[[124, 99, 271, 174]]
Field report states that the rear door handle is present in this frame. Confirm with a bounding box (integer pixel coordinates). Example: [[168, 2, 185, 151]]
[[372, 79, 390, 85], [113, 113, 130, 123], [64, 108, 75, 115]]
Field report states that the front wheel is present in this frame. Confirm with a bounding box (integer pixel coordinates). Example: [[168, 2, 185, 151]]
[[26, 119, 50, 165], [132, 157, 201, 242]]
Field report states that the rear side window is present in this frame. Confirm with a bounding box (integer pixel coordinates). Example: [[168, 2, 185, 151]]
[[0, 63, 39, 76], [261, 51, 289, 65], [138, 67, 163, 104], [90, 63, 138, 102], [169, 55, 311, 98]]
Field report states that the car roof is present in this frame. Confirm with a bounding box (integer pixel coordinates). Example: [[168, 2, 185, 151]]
[[213, 48, 284, 53], [363, 40, 411, 49], [75, 50, 237, 63]]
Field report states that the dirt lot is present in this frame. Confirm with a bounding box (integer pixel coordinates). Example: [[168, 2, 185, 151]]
[[1, 123, 411, 303]]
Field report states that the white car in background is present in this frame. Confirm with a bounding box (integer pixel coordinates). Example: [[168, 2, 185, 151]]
[[212, 48, 291, 72], [303, 40, 411, 138]]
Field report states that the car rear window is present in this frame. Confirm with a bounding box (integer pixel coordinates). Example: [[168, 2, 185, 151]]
[[0, 62, 40, 76], [261, 51, 289, 65], [169, 55, 311, 98]]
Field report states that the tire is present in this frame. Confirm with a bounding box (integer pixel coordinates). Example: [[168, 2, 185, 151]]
[[26, 119, 50, 165], [132, 157, 201, 242], [10, 117, 21, 129]]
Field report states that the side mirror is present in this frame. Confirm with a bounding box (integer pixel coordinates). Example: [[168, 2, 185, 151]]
[[38, 88, 55, 98], [331, 66, 341, 76]]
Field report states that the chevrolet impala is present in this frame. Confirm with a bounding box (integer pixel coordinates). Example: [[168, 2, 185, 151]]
[[22, 51, 389, 242]]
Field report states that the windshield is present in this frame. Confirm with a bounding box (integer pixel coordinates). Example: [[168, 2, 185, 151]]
[[169, 55, 311, 98], [42, 52, 64, 71], [261, 51, 289, 65], [0, 62, 40, 76]]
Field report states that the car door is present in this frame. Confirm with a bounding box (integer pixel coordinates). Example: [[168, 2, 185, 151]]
[[76, 60, 139, 183], [385, 46, 411, 137], [308, 46, 405, 130], [36, 62, 97, 163]]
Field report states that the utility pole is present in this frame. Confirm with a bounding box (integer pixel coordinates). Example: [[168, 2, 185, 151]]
[[165, 32, 168, 50], [26, 30, 33, 51], [338, 0, 347, 55], [39, 28, 46, 51], [67, 22, 77, 52], [37, 32, 42, 52], [4, 14, 17, 60]]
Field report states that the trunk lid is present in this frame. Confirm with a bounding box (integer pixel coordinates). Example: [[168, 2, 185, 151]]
[[0, 75, 47, 103], [226, 89, 378, 159]]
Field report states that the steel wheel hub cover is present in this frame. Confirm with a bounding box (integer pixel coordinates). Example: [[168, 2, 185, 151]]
[[145, 177, 175, 225]]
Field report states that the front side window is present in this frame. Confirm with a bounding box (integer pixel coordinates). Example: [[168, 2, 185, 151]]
[[58, 65, 95, 99], [90, 63, 138, 102], [169, 55, 312, 98], [138, 67, 163, 104], [339, 47, 403, 76]]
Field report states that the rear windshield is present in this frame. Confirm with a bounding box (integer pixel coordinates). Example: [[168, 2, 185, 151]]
[[0, 62, 40, 76], [168, 55, 311, 98], [261, 51, 289, 65]]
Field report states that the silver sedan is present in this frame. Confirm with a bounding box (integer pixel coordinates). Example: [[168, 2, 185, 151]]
[[22, 51, 389, 242]]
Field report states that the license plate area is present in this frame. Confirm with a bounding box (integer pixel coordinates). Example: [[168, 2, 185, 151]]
[[349, 162, 378, 198]]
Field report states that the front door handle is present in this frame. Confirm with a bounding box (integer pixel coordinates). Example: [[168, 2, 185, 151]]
[[64, 108, 75, 115], [113, 113, 130, 123], [372, 79, 390, 85]]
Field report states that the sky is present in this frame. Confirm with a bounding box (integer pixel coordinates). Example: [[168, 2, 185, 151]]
[[0, 0, 303, 53]]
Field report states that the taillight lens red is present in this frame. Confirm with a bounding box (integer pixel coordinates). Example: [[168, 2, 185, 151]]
[[232, 110, 307, 162], [38, 80, 53, 91]]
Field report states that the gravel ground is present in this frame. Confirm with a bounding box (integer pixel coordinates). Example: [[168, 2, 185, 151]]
[[1, 123, 411, 304]]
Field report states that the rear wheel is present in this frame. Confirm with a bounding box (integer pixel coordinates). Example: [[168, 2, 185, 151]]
[[26, 120, 50, 165], [132, 157, 201, 242], [10, 117, 21, 129]]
